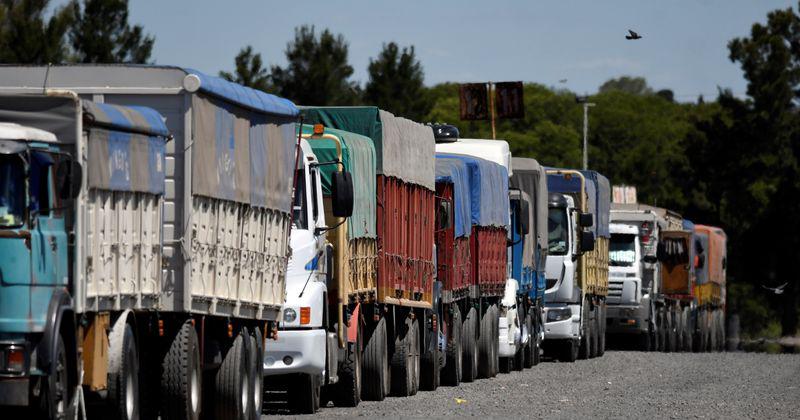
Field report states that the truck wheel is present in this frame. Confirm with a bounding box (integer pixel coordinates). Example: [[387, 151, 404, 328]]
[[639, 332, 651, 352], [213, 332, 250, 420], [362, 317, 388, 401], [657, 311, 666, 352], [108, 319, 140, 420], [710, 311, 719, 352], [477, 308, 493, 378], [442, 311, 462, 386], [461, 308, 479, 382], [40, 332, 72, 420], [491, 306, 499, 377], [682, 308, 693, 352], [597, 304, 606, 357], [579, 302, 590, 360], [390, 317, 419, 396], [513, 340, 524, 371], [589, 306, 599, 358], [248, 330, 263, 419], [561, 339, 578, 363], [332, 320, 361, 407], [420, 315, 440, 391], [522, 313, 534, 368], [533, 313, 542, 366], [290, 374, 320, 414], [160, 320, 201, 420]]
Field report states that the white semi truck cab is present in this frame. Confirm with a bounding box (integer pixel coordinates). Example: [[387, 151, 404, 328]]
[[543, 192, 596, 361], [607, 223, 651, 336], [263, 138, 354, 412]]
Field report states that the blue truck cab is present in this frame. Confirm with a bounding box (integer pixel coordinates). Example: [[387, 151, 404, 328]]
[[0, 122, 79, 413]]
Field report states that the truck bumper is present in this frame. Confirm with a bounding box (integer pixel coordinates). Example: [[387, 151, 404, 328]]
[[543, 304, 580, 340], [0, 377, 29, 406], [606, 305, 648, 335], [263, 328, 325, 376]]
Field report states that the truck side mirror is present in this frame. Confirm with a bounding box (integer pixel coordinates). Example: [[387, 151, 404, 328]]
[[56, 159, 82, 200], [519, 199, 530, 235], [579, 213, 594, 228], [331, 170, 354, 218], [437, 200, 453, 230], [579, 230, 595, 253]]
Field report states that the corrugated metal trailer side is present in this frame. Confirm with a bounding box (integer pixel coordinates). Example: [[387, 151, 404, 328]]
[[377, 176, 435, 308], [470, 226, 507, 297], [435, 182, 471, 303]]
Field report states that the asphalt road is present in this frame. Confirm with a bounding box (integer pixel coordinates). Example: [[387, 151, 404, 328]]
[[262, 351, 800, 418]]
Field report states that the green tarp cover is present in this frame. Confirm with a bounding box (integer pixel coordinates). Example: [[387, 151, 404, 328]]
[[301, 106, 435, 190], [300, 124, 377, 239]]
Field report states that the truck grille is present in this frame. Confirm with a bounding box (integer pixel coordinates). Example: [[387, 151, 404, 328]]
[[607, 279, 624, 304]]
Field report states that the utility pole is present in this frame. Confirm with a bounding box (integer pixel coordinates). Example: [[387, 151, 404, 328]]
[[576, 95, 595, 170]]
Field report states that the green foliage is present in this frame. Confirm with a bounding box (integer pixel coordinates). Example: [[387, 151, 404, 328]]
[[0, 0, 73, 64], [270, 25, 359, 106], [364, 42, 432, 120], [69, 0, 154, 63], [598, 76, 653, 95], [219, 46, 271, 92]]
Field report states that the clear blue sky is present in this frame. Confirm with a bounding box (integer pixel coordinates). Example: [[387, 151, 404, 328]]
[[113, 0, 795, 100]]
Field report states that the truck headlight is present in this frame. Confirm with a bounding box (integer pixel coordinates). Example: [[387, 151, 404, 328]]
[[547, 308, 572, 322], [283, 308, 297, 323]]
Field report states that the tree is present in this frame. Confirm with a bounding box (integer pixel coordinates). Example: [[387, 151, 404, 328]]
[[0, 0, 73, 64], [723, 3, 800, 341], [69, 0, 154, 63], [220, 46, 271, 92], [598, 76, 653, 95], [270, 25, 359, 106], [364, 42, 432, 120]]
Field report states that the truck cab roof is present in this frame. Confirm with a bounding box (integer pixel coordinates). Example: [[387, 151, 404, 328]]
[[0, 122, 56, 144], [435, 138, 512, 176], [610, 223, 639, 235]]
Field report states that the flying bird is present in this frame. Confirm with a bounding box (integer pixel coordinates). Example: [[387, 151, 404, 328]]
[[559, 79, 568, 83], [626, 29, 642, 40], [762, 282, 788, 295]]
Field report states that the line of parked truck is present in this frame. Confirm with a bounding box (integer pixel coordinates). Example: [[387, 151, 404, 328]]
[[0, 64, 727, 419]]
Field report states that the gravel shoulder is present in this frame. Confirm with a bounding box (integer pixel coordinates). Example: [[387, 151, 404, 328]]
[[263, 351, 800, 419]]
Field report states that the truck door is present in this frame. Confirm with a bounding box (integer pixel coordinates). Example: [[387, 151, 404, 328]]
[[29, 151, 68, 289]]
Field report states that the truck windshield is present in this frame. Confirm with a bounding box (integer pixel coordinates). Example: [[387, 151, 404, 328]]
[[0, 154, 25, 228], [548, 207, 569, 255], [610, 233, 636, 267], [292, 168, 307, 230]]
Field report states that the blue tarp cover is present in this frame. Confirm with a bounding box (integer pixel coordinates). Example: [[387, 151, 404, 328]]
[[83, 101, 169, 194], [435, 157, 473, 238], [185, 68, 299, 118], [437, 153, 509, 228], [546, 169, 611, 238]]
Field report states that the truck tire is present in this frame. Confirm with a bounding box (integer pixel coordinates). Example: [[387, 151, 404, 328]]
[[331, 320, 361, 407], [657, 311, 666, 352], [391, 317, 419, 397], [579, 301, 590, 360], [362, 317, 389, 401], [160, 320, 201, 420], [667, 309, 676, 353], [710, 311, 719, 352], [682, 308, 693, 352], [491, 306, 499, 377], [562, 339, 578, 363], [248, 330, 263, 419], [213, 332, 250, 420], [589, 305, 599, 358], [290, 374, 321, 414], [108, 319, 140, 420], [442, 311, 462, 386], [533, 312, 542, 366], [522, 313, 534, 368], [461, 308, 479, 382], [639, 332, 651, 352], [40, 332, 72, 420], [597, 304, 606, 357], [420, 315, 440, 391], [477, 308, 493, 378]]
